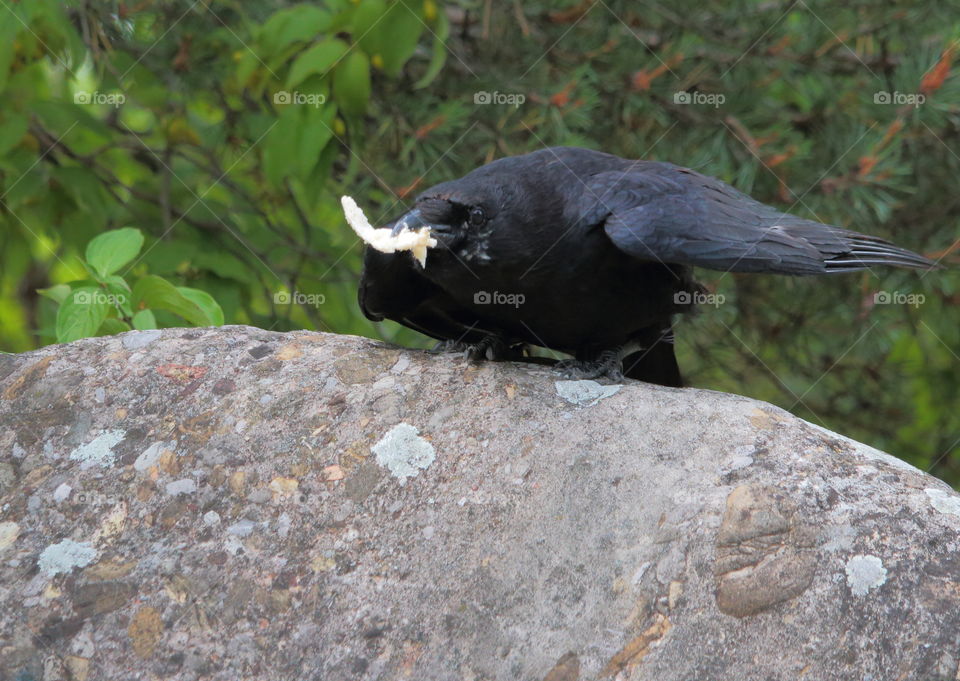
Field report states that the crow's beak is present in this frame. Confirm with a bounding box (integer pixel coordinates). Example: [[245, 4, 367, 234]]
[[391, 208, 451, 236]]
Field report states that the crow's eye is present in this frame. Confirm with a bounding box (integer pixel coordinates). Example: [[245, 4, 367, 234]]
[[468, 207, 486, 227]]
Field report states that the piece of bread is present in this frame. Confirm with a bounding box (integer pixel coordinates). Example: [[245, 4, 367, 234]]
[[341, 196, 437, 267]]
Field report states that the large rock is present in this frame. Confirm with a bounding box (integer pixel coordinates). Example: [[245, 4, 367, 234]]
[[1, 325, 958, 681]]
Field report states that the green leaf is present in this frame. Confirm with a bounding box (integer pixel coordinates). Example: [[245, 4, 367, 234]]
[[54, 166, 109, 223], [37, 284, 71, 304], [132, 275, 213, 327], [263, 105, 300, 186], [85, 228, 144, 278], [0, 22, 18, 94], [102, 274, 132, 292], [80, 261, 102, 282], [97, 318, 131, 336], [2, 166, 47, 209], [138, 240, 191, 276], [351, 0, 388, 54], [177, 287, 225, 326], [104, 275, 134, 317], [414, 10, 449, 89], [260, 6, 333, 56], [374, 0, 424, 77], [192, 251, 256, 283], [298, 104, 337, 179], [333, 51, 371, 117], [132, 309, 157, 330], [286, 38, 350, 90], [0, 112, 28, 156], [56, 287, 111, 343], [235, 51, 262, 92], [31, 101, 112, 140]]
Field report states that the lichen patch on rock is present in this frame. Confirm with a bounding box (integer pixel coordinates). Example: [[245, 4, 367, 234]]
[[372, 423, 436, 484], [554, 379, 621, 406], [845, 554, 887, 596], [38, 539, 98, 576], [925, 487, 960, 517], [68, 430, 126, 469]]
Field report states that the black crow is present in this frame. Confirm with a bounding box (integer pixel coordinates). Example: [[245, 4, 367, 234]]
[[358, 147, 935, 387]]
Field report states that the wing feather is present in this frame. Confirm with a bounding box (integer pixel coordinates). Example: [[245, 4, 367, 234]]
[[580, 166, 935, 275]]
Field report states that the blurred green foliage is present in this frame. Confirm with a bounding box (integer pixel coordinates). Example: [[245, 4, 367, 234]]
[[43, 227, 224, 342], [0, 0, 447, 351], [0, 0, 958, 482]]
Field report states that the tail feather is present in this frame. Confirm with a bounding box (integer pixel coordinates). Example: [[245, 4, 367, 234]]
[[779, 222, 938, 273], [821, 233, 938, 272]]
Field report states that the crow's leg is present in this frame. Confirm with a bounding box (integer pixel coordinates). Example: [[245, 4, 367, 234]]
[[430, 336, 525, 361], [555, 348, 626, 381], [621, 326, 683, 387]]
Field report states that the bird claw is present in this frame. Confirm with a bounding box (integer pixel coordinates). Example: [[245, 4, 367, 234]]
[[430, 336, 514, 361], [555, 351, 625, 381], [464, 335, 508, 361], [429, 339, 471, 355]]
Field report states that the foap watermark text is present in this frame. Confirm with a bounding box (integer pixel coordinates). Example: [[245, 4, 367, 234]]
[[675, 290, 725, 307], [474, 91, 525, 108], [874, 291, 925, 307], [674, 91, 725, 108], [274, 290, 326, 307], [74, 91, 125, 107], [274, 91, 327, 107], [73, 290, 126, 306], [874, 91, 925, 108], [474, 290, 525, 308]]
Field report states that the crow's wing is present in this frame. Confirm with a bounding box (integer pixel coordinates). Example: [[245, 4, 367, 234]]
[[577, 165, 934, 275]]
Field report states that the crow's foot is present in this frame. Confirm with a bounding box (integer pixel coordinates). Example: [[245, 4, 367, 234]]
[[430, 337, 521, 361], [429, 339, 471, 354], [464, 335, 511, 361], [555, 350, 624, 381]]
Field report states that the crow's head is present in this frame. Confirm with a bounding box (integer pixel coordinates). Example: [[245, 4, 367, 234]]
[[389, 156, 561, 267], [389, 184, 501, 266]]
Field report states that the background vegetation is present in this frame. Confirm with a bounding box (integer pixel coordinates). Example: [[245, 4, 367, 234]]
[[1, 1, 958, 482]]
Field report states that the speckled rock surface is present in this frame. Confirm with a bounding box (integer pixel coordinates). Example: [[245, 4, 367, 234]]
[[1, 325, 959, 681]]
